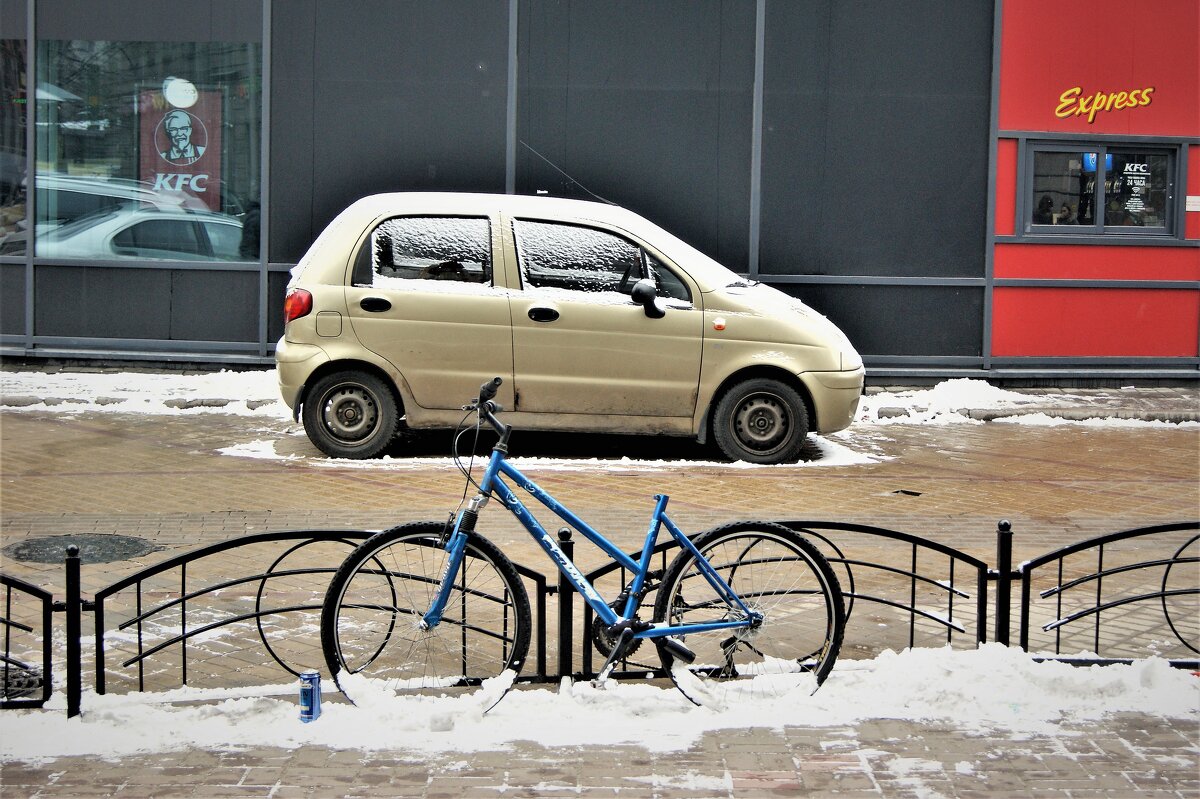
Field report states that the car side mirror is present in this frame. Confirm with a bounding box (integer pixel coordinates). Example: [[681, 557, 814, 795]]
[[630, 279, 666, 319]]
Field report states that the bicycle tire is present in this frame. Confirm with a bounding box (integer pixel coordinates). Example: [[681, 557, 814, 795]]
[[321, 521, 532, 711], [652, 521, 844, 708]]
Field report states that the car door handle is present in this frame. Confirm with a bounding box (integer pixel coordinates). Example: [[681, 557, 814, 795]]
[[528, 307, 560, 323], [359, 297, 392, 313]]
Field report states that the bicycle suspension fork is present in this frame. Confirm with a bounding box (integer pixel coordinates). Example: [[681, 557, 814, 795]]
[[419, 493, 489, 630]]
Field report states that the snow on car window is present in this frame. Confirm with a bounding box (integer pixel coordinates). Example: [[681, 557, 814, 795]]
[[372, 217, 491, 286], [514, 219, 642, 294]]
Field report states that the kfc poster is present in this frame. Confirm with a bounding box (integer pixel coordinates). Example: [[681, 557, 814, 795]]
[[138, 84, 222, 211]]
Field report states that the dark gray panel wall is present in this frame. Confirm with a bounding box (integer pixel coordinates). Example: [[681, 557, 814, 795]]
[[271, 0, 510, 264], [35, 0, 259, 41], [34, 266, 257, 342], [0, 0, 25, 36], [518, 0, 755, 271], [760, 1, 992, 278], [267, 269, 289, 341], [1, 263, 24, 334], [786, 284, 984, 357]]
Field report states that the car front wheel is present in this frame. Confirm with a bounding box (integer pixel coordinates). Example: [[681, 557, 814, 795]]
[[302, 370, 399, 459], [711, 378, 810, 464]]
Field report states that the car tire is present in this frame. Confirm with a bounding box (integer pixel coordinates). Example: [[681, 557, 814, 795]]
[[302, 370, 400, 459], [711, 377, 809, 464]]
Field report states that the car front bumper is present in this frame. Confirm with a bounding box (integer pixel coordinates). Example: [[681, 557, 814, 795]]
[[805, 366, 866, 433]]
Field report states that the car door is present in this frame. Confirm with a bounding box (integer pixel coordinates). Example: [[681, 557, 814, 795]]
[[506, 216, 702, 418], [344, 214, 514, 411]]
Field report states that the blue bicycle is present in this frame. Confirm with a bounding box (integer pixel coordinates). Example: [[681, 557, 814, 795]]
[[321, 378, 845, 709]]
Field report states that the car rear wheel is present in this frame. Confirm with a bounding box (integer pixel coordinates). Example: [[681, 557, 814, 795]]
[[302, 370, 399, 459], [712, 378, 809, 464]]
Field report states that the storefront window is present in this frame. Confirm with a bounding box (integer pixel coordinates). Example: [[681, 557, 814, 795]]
[[0, 38, 27, 255], [34, 41, 260, 261], [1029, 144, 1175, 235]]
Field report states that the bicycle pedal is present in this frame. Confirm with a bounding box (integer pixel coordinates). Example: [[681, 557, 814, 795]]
[[656, 636, 695, 665]]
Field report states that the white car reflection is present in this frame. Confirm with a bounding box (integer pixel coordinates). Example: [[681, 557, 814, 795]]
[[35, 207, 246, 261]]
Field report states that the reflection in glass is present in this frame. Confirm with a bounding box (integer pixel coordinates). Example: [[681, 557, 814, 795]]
[[0, 38, 27, 254], [34, 40, 260, 260], [1031, 151, 1088, 226]]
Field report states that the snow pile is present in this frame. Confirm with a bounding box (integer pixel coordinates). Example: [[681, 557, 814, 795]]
[[2, 645, 1195, 763], [858, 379, 1046, 425], [0, 368, 285, 417]]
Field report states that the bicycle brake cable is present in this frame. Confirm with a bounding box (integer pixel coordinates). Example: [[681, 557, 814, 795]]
[[452, 407, 486, 507]]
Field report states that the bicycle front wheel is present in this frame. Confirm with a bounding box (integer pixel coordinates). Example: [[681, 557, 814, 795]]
[[652, 521, 844, 708], [321, 522, 531, 710]]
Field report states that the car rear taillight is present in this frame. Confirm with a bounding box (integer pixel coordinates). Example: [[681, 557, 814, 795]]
[[284, 288, 313, 324]]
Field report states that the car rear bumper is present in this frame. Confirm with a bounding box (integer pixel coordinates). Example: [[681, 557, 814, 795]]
[[275, 337, 329, 412], [805, 366, 866, 433]]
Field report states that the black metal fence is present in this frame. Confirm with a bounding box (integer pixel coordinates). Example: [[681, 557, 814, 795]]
[[2, 519, 1196, 717], [0, 573, 53, 709]]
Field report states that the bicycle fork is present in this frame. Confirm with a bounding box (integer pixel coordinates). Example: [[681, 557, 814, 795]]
[[419, 494, 486, 630]]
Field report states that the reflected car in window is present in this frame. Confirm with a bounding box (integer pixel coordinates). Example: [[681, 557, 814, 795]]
[[30, 207, 245, 261], [277, 193, 864, 464]]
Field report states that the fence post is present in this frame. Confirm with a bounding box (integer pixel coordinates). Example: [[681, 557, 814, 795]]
[[995, 520, 1013, 646], [557, 528, 574, 679], [65, 545, 82, 718]]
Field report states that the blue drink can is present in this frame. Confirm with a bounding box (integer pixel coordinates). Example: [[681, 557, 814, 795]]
[[299, 670, 321, 723]]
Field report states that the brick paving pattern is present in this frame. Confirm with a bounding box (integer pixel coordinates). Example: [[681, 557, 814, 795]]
[[1, 383, 1198, 796]]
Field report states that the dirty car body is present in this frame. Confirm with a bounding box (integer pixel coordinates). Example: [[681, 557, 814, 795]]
[[276, 192, 864, 464]]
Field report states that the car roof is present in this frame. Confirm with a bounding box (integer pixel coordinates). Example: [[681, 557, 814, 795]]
[[334, 192, 742, 292]]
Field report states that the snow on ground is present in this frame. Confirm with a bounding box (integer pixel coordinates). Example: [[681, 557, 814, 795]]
[[1, 369, 1187, 427], [1, 645, 1196, 764]]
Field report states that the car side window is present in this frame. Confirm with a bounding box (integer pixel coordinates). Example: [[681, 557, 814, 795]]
[[514, 219, 643, 294], [203, 221, 243, 260], [112, 219, 203, 256], [514, 219, 692, 304], [361, 216, 492, 287], [645, 251, 691, 303]]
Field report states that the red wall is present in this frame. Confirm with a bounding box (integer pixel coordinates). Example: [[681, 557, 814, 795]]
[[992, 0, 1199, 361], [993, 288, 1199, 357], [998, 0, 1199, 136]]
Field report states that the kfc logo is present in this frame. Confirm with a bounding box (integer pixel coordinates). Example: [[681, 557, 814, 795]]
[[155, 109, 208, 166]]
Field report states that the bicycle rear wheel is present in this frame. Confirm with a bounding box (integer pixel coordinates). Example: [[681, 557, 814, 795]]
[[321, 522, 531, 710], [652, 521, 844, 708]]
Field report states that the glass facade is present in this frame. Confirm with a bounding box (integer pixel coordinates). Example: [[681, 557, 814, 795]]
[[0, 37, 26, 254], [32, 40, 260, 260]]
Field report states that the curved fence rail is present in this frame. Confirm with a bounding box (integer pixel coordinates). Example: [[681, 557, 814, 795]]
[[0, 574, 53, 709], [2, 518, 1196, 716], [780, 521, 991, 652], [1017, 522, 1199, 663]]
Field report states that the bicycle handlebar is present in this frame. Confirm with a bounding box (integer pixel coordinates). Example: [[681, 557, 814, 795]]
[[478, 376, 502, 405], [472, 377, 510, 444]]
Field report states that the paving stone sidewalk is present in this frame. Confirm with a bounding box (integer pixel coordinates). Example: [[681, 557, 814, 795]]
[[2, 712, 1197, 798], [1, 380, 1197, 797]]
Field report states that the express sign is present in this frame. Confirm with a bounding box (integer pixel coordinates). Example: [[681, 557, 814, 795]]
[[1055, 86, 1155, 124]]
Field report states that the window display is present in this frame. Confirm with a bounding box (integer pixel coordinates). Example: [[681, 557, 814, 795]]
[[34, 40, 260, 260], [1029, 145, 1174, 234]]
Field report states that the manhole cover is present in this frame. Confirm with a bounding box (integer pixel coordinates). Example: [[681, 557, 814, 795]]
[[2, 534, 162, 564]]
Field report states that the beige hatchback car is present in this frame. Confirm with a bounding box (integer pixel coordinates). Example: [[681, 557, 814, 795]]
[[277, 192, 864, 463]]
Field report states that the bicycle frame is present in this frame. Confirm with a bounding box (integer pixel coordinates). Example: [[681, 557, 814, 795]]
[[422, 445, 760, 642]]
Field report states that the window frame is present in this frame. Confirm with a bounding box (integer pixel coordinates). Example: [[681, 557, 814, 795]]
[[1021, 139, 1182, 240]]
